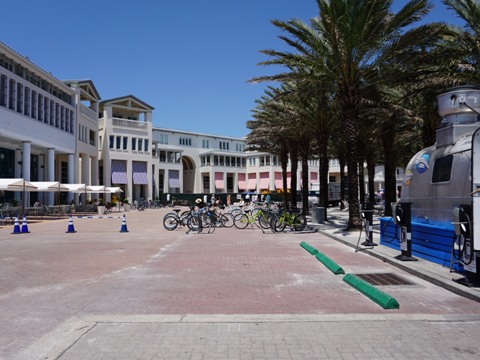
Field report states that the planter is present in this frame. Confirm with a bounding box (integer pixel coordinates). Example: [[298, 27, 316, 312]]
[[124, 204, 130, 212], [97, 205, 106, 215]]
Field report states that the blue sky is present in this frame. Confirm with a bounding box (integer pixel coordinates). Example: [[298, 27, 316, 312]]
[[2, 0, 464, 138]]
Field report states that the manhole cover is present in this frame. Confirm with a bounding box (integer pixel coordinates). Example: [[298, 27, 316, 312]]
[[354, 273, 415, 286]]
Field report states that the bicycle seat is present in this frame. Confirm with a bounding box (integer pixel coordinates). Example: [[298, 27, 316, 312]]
[[173, 209, 181, 213]]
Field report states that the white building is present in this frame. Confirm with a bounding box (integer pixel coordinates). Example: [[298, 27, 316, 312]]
[[0, 42, 79, 205], [98, 95, 154, 202]]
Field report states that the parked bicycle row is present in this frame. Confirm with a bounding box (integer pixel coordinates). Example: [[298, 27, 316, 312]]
[[162, 200, 307, 234]]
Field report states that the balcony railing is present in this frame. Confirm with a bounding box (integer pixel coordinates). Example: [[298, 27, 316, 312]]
[[112, 118, 148, 130]]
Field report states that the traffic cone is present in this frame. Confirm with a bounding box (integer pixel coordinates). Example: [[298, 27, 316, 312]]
[[21, 215, 30, 233], [66, 215, 76, 233], [11, 217, 21, 234], [120, 214, 129, 233]]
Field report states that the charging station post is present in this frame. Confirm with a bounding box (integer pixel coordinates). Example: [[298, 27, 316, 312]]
[[394, 202, 417, 262]]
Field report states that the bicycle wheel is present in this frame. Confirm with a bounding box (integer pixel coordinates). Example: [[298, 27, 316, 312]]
[[258, 212, 272, 229], [219, 213, 235, 228], [234, 214, 249, 229], [273, 216, 286, 232], [187, 214, 200, 231], [293, 214, 307, 231], [163, 214, 179, 231], [230, 208, 242, 217]]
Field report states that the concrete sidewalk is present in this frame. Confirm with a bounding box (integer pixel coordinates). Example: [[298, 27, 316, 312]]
[[307, 207, 480, 302]]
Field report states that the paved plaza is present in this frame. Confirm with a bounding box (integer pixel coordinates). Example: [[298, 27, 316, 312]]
[[1, 208, 480, 359]]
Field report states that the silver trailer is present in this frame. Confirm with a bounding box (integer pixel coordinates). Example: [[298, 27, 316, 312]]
[[401, 86, 480, 283]]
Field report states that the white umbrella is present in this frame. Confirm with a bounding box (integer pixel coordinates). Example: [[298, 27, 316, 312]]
[[28, 181, 69, 192], [0, 178, 37, 191]]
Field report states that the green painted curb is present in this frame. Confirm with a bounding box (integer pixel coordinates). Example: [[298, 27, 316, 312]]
[[343, 273, 400, 309], [299, 241, 319, 255], [314, 252, 345, 275]]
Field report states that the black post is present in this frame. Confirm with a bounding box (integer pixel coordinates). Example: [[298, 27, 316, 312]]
[[395, 202, 417, 261], [361, 202, 377, 246]]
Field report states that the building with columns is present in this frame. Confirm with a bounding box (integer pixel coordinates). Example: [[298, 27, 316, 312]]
[[151, 128, 323, 196], [0, 42, 79, 205], [98, 96, 154, 202]]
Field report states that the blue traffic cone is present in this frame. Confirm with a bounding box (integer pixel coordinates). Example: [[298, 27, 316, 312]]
[[21, 216, 30, 233], [120, 214, 129, 233], [11, 217, 21, 234], [66, 215, 76, 233]]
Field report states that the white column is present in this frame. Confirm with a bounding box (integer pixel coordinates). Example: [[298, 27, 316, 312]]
[[91, 157, 98, 185], [209, 169, 215, 194], [22, 142, 31, 208], [68, 153, 75, 203], [147, 161, 153, 201], [47, 148, 55, 205], [126, 159, 133, 201], [81, 154, 89, 184]]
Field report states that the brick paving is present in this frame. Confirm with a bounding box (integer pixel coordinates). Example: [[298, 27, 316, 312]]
[[1, 208, 480, 359]]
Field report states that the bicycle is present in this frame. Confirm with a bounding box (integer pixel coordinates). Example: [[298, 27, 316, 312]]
[[233, 209, 267, 232], [270, 206, 306, 232], [163, 207, 197, 231]]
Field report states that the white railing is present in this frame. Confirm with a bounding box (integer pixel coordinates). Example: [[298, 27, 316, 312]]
[[112, 118, 147, 130]]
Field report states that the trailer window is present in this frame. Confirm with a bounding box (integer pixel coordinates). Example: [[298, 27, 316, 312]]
[[432, 155, 453, 183]]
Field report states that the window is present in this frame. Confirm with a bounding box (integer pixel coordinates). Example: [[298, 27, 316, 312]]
[[159, 134, 168, 144], [159, 151, 166, 162], [219, 141, 229, 150], [179, 137, 192, 146], [432, 155, 453, 183], [132, 137, 137, 151], [144, 139, 149, 152], [109, 135, 115, 149], [116, 136, 121, 149], [138, 138, 143, 152], [202, 139, 209, 148], [123, 136, 128, 150]]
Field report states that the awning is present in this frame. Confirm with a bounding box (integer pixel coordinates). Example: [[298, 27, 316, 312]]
[[258, 172, 269, 190], [215, 172, 224, 189], [88, 185, 107, 193], [168, 170, 180, 188], [274, 172, 283, 189], [111, 160, 128, 184], [106, 187, 123, 194], [28, 181, 69, 192], [247, 173, 256, 190], [63, 184, 91, 193], [133, 161, 148, 185], [237, 173, 246, 190], [0, 178, 37, 191]]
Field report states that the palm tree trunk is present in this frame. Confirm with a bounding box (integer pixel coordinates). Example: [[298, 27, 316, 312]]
[[343, 107, 362, 230], [301, 153, 309, 215], [318, 133, 329, 210], [289, 147, 299, 209], [367, 157, 376, 204], [339, 152, 346, 210], [280, 145, 289, 209]]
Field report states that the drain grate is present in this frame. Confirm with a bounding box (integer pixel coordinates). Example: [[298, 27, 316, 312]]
[[354, 273, 415, 286]]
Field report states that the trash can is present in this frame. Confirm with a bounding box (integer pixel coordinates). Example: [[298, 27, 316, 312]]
[[312, 207, 325, 224]]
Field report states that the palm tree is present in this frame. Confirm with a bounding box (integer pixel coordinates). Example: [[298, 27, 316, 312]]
[[253, 0, 447, 230]]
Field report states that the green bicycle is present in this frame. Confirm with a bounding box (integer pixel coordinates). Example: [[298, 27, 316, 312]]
[[270, 206, 306, 232]]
